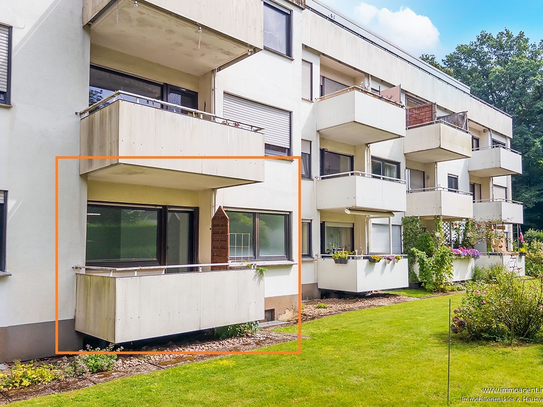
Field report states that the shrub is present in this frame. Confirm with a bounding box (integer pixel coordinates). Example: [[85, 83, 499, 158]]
[[452, 273, 543, 342], [526, 241, 543, 278], [524, 229, 543, 246], [65, 344, 119, 377], [316, 303, 329, 309], [472, 264, 507, 283], [415, 232, 435, 257], [0, 360, 59, 390], [411, 245, 453, 292], [214, 322, 259, 340]]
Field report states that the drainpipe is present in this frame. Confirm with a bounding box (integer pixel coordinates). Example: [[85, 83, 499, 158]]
[[211, 69, 216, 114]]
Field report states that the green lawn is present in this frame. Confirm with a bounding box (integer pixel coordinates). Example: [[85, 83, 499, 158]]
[[381, 287, 433, 297], [14, 295, 543, 406]]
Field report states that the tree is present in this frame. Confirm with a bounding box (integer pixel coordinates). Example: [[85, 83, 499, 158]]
[[426, 30, 543, 229]]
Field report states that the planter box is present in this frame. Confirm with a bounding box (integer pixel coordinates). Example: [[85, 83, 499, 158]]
[[475, 253, 525, 276], [413, 258, 475, 282]]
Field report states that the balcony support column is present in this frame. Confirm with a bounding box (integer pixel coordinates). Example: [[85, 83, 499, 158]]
[[389, 217, 393, 255]]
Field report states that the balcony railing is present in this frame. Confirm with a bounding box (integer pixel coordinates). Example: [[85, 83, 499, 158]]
[[317, 170, 406, 184], [406, 187, 473, 219], [80, 90, 264, 133], [407, 186, 472, 196], [472, 145, 521, 155]]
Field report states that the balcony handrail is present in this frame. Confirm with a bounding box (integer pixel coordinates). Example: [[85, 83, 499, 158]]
[[74, 262, 250, 277], [406, 118, 470, 133], [472, 144, 521, 155], [78, 90, 264, 133], [407, 186, 472, 196], [316, 170, 406, 184], [316, 85, 405, 108], [474, 198, 523, 205]]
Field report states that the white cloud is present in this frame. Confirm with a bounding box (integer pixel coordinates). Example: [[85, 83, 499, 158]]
[[353, 2, 440, 56]]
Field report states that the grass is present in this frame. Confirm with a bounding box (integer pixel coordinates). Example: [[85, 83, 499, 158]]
[[382, 287, 431, 297], [13, 294, 543, 406]]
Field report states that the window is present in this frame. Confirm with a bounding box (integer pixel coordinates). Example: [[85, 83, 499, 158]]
[[371, 157, 401, 179], [471, 136, 480, 150], [86, 204, 196, 269], [263, 1, 291, 56], [406, 169, 425, 191], [89, 66, 198, 113], [0, 191, 6, 271], [320, 76, 348, 97], [0, 24, 12, 105], [493, 185, 507, 201], [302, 60, 313, 100], [301, 140, 311, 179], [223, 93, 291, 156], [470, 183, 482, 202], [447, 174, 459, 191], [321, 222, 353, 254], [370, 224, 402, 254], [227, 211, 290, 260], [301, 220, 312, 257], [492, 138, 506, 148], [320, 150, 353, 176]]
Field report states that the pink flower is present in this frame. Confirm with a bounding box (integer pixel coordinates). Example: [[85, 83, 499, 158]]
[[539, 305, 543, 310], [482, 300, 486, 304], [476, 290, 480, 295]]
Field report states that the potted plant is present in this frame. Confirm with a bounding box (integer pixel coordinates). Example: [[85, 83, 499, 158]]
[[332, 250, 349, 264], [369, 255, 383, 263]]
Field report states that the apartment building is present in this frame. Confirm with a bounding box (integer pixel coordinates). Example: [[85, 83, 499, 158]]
[[0, 0, 522, 361]]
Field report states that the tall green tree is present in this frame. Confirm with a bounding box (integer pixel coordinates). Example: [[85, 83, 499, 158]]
[[426, 30, 543, 229]]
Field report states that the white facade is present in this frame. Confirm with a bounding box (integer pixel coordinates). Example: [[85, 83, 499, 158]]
[[0, 0, 521, 360]]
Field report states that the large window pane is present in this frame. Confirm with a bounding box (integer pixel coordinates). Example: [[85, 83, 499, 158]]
[[86, 205, 159, 264], [259, 214, 286, 257], [324, 223, 353, 253], [167, 211, 194, 272], [302, 221, 311, 257], [228, 212, 254, 258], [322, 150, 353, 176], [263, 3, 290, 56]]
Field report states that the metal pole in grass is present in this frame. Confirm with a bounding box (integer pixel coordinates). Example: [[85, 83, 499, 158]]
[[447, 298, 451, 405]]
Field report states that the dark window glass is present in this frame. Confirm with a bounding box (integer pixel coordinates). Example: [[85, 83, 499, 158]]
[[407, 169, 425, 190], [263, 2, 291, 56], [86, 205, 159, 265], [470, 183, 482, 202], [302, 221, 311, 257], [320, 76, 349, 97], [166, 210, 194, 273], [492, 138, 506, 148], [472, 137, 480, 150], [89, 66, 162, 107], [321, 222, 354, 254], [166, 86, 198, 114], [371, 157, 400, 179], [265, 144, 290, 157], [448, 174, 459, 191], [302, 140, 311, 179], [321, 150, 353, 176], [227, 211, 289, 260]]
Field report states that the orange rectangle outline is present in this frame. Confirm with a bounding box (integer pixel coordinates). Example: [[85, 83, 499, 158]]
[[55, 155, 302, 355]]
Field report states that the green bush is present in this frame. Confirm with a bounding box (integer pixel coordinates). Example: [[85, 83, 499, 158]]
[[452, 273, 543, 342], [214, 322, 259, 340], [316, 303, 329, 309], [414, 232, 435, 257], [411, 245, 453, 292], [0, 361, 59, 390], [65, 344, 119, 377], [472, 264, 507, 283], [524, 229, 543, 245], [526, 240, 543, 278]]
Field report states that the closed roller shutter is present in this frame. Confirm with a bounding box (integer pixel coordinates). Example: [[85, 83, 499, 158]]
[[0, 25, 10, 104], [302, 60, 312, 100], [223, 93, 291, 154]]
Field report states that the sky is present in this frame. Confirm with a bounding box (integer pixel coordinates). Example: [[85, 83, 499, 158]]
[[320, 0, 543, 60]]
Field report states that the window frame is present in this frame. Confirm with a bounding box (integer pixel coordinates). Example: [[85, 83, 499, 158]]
[[301, 220, 312, 258], [320, 149, 354, 177], [227, 210, 291, 261], [471, 136, 480, 151], [0, 191, 6, 271], [470, 182, 482, 202], [301, 60, 313, 101], [371, 156, 401, 180], [447, 174, 459, 192], [320, 221, 354, 254], [301, 140, 312, 179], [0, 24, 12, 106], [263, 0, 292, 57], [85, 202, 198, 268]]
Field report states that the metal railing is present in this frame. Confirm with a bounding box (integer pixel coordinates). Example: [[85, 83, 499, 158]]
[[407, 186, 472, 196], [74, 262, 251, 277], [316, 85, 405, 108], [79, 90, 264, 133], [317, 170, 406, 184], [471, 144, 521, 155], [473, 198, 523, 205]]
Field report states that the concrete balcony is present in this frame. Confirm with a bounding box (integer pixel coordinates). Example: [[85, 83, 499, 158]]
[[80, 92, 265, 190], [404, 122, 472, 163], [83, 0, 263, 76], [316, 172, 406, 213], [469, 146, 523, 177], [406, 188, 473, 219], [317, 257, 408, 292], [316, 87, 406, 145], [75, 266, 264, 343], [473, 199, 524, 224]]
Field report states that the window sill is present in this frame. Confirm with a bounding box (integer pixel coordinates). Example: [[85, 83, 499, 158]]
[[302, 256, 317, 262], [263, 47, 294, 61], [0, 103, 12, 109], [253, 260, 297, 267], [302, 98, 314, 103], [0, 270, 12, 277]]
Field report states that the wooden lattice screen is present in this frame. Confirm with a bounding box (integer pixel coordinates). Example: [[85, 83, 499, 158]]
[[211, 206, 229, 271]]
